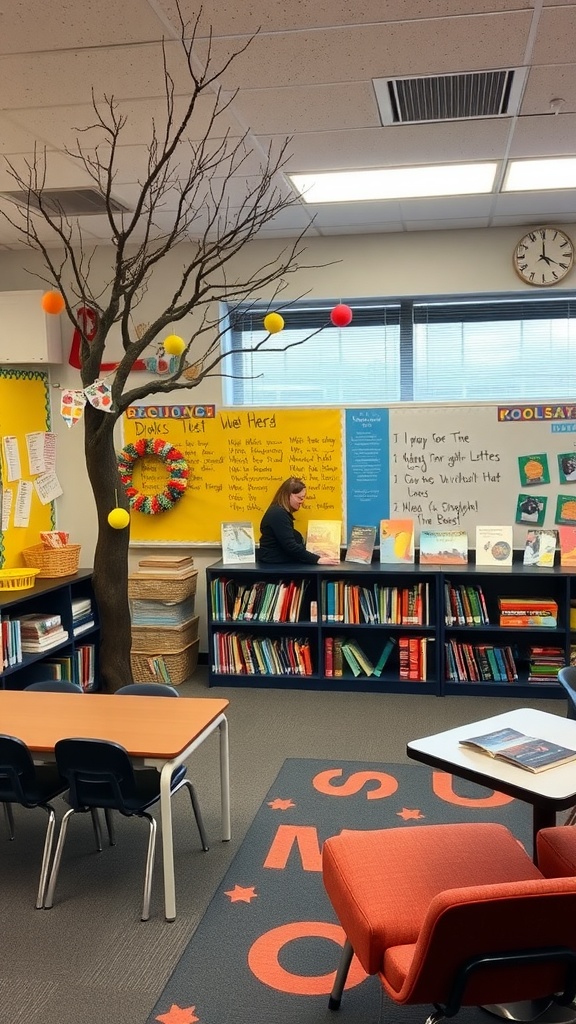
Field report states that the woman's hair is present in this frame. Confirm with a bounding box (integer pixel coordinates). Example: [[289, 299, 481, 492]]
[[270, 477, 306, 512]]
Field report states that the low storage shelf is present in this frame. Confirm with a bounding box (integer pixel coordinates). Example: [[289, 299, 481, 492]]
[[0, 568, 99, 692], [206, 560, 571, 697]]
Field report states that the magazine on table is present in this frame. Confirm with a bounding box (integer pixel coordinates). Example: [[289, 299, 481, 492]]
[[459, 726, 576, 773]]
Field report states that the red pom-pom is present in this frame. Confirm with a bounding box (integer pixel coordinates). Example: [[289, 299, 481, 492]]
[[330, 304, 353, 327]]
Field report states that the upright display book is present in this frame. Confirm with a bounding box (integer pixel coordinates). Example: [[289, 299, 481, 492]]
[[475, 526, 513, 567], [306, 520, 342, 560], [220, 521, 256, 564], [379, 520, 415, 564], [558, 526, 576, 567], [523, 529, 557, 567], [459, 727, 576, 773], [419, 530, 468, 565], [345, 525, 376, 564]]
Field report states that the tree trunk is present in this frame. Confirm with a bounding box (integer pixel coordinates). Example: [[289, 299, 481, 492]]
[[84, 405, 132, 693]]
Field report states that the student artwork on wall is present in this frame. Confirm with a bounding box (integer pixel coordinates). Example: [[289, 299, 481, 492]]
[[515, 493, 547, 526], [0, 369, 56, 568], [555, 495, 576, 526], [558, 452, 576, 484], [518, 453, 550, 487]]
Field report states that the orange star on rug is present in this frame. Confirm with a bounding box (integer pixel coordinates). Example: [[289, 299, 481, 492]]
[[155, 1004, 199, 1024], [268, 798, 295, 810], [397, 807, 425, 820], [225, 884, 257, 903]]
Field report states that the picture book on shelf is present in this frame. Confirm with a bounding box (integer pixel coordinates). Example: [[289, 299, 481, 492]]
[[523, 528, 557, 567], [459, 727, 576, 773], [419, 530, 468, 565], [379, 519, 414, 564], [558, 525, 576, 567], [475, 526, 513, 567], [220, 521, 256, 564], [345, 525, 376, 564], [306, 520, 342, 560]]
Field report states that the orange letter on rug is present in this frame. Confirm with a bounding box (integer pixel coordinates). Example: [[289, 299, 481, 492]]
[[313, 768, 399, 800], [264, 824, 322, 871], [248, 921, 367, 995], [432, 770, 513, 808]]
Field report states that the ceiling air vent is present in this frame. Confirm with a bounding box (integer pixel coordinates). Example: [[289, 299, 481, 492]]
[[0, 186, 129, 217], [373, 67, 527, 125]]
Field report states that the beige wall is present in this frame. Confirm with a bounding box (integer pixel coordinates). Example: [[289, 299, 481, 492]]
[[0, 223, 571, 650]]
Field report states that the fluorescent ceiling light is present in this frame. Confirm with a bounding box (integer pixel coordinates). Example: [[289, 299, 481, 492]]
[[503, 157, 576, 192], [289, 162, 498, 203]]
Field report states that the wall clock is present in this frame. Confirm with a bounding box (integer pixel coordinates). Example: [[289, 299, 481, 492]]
[[513, 227, 574, 286]]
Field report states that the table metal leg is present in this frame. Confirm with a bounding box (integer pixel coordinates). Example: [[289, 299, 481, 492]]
[[159, 762, 176, 922], [219, 716, 231, 842]]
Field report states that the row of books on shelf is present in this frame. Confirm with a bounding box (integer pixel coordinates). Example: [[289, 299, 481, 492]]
[[443, 586, 560, 628], [212, 631, 313, 676], [22, 643, 96, 691], [321, 581, 430, 625], [210, 578, 308, 623], [445, 640, 518, 683], [444, 640, 563, 683], [324, 634, 432, 680]]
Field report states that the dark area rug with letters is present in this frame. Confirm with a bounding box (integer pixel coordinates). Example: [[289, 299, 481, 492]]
[[148, 758, 533, 1024]]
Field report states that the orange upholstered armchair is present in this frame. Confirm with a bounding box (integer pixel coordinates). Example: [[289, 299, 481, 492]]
[[322, 822, 576, 1022]]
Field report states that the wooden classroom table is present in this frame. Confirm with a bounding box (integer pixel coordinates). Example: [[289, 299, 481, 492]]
[[0, 690, 230, 921]]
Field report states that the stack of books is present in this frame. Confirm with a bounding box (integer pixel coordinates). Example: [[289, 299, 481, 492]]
[[131, 597, 196, 627], [133, 554, 195, 578], [71, 597, 95, 637], [498, 597, 558, 628], [19, 612, 69, 652], [527, 646, 565, 684]]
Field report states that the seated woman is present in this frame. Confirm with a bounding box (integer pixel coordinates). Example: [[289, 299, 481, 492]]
[[258, 477, 339, 565]]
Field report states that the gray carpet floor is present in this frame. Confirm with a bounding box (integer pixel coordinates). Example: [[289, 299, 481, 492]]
[[0, 669, 564, 1024]]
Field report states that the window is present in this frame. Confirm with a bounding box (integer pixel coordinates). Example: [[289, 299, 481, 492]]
[[223, 294, 576, 405]]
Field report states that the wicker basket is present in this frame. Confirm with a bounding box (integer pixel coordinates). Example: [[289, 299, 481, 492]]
[[130, 639, 199, 686], [130, 615, 199, 654], [22, 543, 81, 578], [0, 568, 40, 591], [127, 570, 197, 603]]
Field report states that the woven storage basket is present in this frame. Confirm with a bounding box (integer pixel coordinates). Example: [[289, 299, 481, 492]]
[[21, 543, 81, 578], [130, 639, 199, 686], [0, 568, 40, 591], [130, 615, 199, 654], [127, 570, 197, 603]]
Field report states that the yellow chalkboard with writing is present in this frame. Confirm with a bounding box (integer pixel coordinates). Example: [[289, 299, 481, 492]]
[[122, 407, 343, 544], [0, 369, 55, 568]]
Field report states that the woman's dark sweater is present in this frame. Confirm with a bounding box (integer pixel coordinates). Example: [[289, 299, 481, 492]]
[[258, 504, 320, 564]]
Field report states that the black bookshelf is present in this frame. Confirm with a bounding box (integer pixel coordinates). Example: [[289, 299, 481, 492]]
[[0, 569, 99, 691], [205, 560, 570, 697]]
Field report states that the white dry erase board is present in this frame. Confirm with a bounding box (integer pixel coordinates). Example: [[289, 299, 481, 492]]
[[122, 400, 576, 546]]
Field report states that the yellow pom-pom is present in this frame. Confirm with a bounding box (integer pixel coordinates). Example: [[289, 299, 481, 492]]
[[163, 334, 186, 356], [41, 291, 65, 315], [263, 312, 284, 334], [107, 507, 130, 530]]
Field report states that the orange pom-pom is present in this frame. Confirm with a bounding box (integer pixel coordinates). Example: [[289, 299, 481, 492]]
[[41, 291, 66, 315]]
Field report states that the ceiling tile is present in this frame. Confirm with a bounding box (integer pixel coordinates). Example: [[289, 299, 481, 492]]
[[532, 7, 576, 64], [232, 83, 380, 134], [0, 0, 168, 54], [509, 113, 576, 157], [521, 66, 576, 116]]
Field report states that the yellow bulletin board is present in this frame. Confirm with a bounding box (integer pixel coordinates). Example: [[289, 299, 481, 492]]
[[0, 369, 55, 568], [122, 406, 343, 544]]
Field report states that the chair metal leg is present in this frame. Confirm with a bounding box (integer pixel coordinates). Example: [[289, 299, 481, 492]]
[[90, 807, 103, 851], [141, 812, 157, 922], [36, 804, 57, 909], [329, 939, 354, 1010], [104, 808, 116, 846], [44, 806, 76, 908], [3, 802, 15, 840], [565, 806, 576, 826], [181, 779, 209, 851], [425, 1011, 446, 1024]]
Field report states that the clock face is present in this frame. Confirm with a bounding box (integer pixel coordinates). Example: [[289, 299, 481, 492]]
[[514, 228, 574, 286]]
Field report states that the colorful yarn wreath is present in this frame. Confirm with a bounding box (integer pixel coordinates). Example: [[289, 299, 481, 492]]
[[117, 439, 189, 514]]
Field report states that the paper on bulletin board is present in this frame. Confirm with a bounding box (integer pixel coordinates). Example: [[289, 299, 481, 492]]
[[122, 407, 343, 544]]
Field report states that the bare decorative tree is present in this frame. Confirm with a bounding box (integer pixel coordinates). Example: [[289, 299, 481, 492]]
[[0, 8, 321, 692]]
